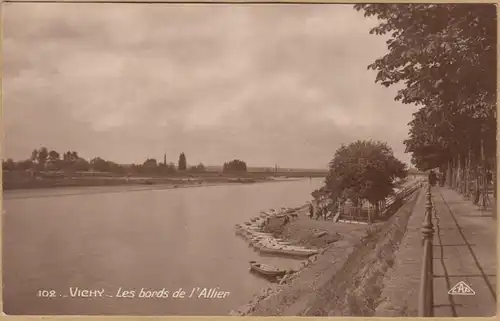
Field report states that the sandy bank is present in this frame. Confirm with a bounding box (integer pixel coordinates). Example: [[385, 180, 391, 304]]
[[2, 177, 302, 200], [2, 177, 306, 198], [2, 175, 272, 190], [231, 188, 422, 316]]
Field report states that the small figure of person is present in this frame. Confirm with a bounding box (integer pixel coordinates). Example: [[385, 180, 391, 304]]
[[439, 171, 446, 187], [316, 205, 322, 220], [308, 202, 314, 219], [487, 169, 493, 185], [283, 215, 290, 226], [428, 170, 437, 187]]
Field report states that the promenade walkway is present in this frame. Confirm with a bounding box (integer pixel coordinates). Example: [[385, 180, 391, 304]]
[[375, 186, 497, 317], [432, 187, 497, 317]]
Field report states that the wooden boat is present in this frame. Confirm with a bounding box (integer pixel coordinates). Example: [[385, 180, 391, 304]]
[[281, 247, 319, 255], [249, 261, 287, 278], [257, 246, 319, 257]]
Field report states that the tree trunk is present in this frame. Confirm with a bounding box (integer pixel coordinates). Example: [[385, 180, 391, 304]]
[[451, 156, 457, 189], [478, 138, 489, 210], [473, 144, 480, 205], [446, 160, 453, 188], [494, 160, 497, 220], [465, 145, 473, 198], [461, 153, 467, 195]]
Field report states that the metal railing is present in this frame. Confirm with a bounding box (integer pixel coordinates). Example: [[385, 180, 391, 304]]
[[334, 179, 425, 223], [418, 183, 435, 317]]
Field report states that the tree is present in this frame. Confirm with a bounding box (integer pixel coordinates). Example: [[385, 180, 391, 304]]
[[73, 158, 90, 171], [48, 150, 60, 162], [178, 153, 187, 171], [188, 163, 206, 173], [355, 4, 496, 211], [353, 4, 495, 114], [142, 158, 158, 174], [37, 147, 49, 170], [2, 159, 16, 171], [47, 150, 61, 170], [90, 157, 109, 172], [30, 149, 38, 163], [16, 159, 33, 171], [196, 163, 205, 172], [354, 4, 496, 158], [325, 140, 407, 221], [143, 158, 158, 167], [63, 151, 79, 163], [223, 159, 248, 172], [166, 162, 177, 173]]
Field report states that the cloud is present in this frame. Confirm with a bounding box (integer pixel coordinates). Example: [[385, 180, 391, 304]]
[[3, 3, 416, 168]]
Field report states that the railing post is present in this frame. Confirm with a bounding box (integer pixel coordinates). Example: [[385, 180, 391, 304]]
[[419, 183, 434, 317]]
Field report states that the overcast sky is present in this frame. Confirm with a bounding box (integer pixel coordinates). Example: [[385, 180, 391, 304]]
[[3, 3, 418, 169]]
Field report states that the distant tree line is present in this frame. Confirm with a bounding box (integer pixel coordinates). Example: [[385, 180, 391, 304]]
[[223, 159, 248, 172], [2, 147, 249, 176]]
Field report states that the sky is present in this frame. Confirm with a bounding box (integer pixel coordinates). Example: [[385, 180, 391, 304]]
[[3, 3, 418, 169]]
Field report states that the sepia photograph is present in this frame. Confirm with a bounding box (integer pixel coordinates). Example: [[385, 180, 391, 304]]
[[2, 1, 497, 317]]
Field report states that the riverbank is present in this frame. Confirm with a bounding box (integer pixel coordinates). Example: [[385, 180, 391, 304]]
[[2, 176, 309, 200], [1, 172, 306, 191], [231, 188, 422, 316]]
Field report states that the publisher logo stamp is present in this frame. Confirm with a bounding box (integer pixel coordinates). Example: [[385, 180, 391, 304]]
[[448, 281, 476, 295]]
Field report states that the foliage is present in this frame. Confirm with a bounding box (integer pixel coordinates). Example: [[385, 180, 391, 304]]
[[17, 159, 34, 171], [37, 147, 48, 168], [325, 140, 407, 206], [178, 153, 187, 171], [48, 150, 60, 162], [223, 159, 248, 172], [73, 158, 90, 171], [354, 4, 496, 171], [143, 158, 158, 167], [2, 159, 16, 171], [189, 163, 206, 173], [90, 157, 109, 172], [354, 4, 495, 115]]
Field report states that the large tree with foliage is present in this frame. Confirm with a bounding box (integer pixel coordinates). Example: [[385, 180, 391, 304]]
[[355, 3, 496, 209], [354, 4, 495, 112], [326, 140, 407, 219]]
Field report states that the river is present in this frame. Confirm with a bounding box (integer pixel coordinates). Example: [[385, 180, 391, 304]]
[[2, 178, 324, 315]]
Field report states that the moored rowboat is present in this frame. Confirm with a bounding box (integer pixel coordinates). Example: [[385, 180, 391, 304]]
[[249, 261, 287, 278]]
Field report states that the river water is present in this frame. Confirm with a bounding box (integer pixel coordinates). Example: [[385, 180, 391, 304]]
[[3, 178, 324, 315]]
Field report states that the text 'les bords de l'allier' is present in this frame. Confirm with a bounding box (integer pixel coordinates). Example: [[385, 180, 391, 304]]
[[37, 287, 231, 299]]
